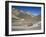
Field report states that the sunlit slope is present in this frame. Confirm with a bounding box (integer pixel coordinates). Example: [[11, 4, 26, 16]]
[[12, 9, 41, 26]]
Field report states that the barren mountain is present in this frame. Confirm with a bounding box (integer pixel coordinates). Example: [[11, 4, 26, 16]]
[[12, 9, 41, 26]]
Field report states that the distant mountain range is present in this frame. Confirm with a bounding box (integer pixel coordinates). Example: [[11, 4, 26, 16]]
[[12, 9, 41, 26]]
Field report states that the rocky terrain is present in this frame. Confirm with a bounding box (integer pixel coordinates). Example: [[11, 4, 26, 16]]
[[12, 9, 41, 31]]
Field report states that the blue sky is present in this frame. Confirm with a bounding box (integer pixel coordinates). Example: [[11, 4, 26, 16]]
[[12, 6, 41, 16]]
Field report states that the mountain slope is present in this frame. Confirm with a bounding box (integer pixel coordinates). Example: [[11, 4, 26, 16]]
[[12, 9, 41, 26]]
